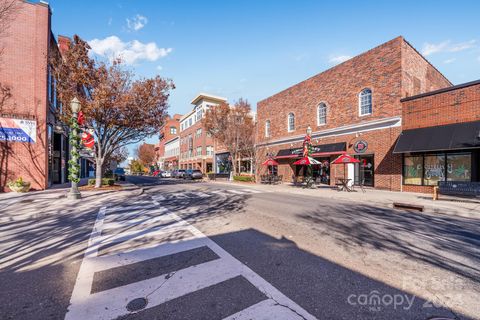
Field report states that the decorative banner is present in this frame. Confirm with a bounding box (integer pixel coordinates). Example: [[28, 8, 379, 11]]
[[0, 117, 36, 143], [77, 111, 85, 126], [81, 130, 95, 149]]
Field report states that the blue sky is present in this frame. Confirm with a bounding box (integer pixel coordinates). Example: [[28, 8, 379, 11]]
[[49, 0, 480, 155]]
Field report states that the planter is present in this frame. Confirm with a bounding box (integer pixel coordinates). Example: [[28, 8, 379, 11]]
[[8, 182, 31, 193]]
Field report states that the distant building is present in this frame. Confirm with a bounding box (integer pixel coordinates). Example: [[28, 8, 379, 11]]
[[155, 114, 182, 170], [179, 93, 227, 173]]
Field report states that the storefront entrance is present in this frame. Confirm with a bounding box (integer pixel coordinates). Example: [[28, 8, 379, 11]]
[[354, 154, 374, 187]]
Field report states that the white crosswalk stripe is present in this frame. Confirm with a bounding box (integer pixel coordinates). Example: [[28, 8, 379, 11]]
[[65, 196, 314, 320], [152, 188, 265, 202]]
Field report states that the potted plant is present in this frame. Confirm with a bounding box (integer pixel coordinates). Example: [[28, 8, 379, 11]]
[[7, 177, 31, 193]]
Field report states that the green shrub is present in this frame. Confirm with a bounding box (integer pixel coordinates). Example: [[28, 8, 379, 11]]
[[88, 178, 115, 186], [233, 175, 254, 182]]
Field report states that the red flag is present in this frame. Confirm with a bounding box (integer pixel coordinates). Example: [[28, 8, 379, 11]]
[[77, 111, 85, 126]]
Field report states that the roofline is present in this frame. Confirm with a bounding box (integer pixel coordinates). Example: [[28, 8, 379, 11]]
[[402, 38, 453, 87], [180, 109, 195, 121], [164, 136, 179, 145], [257, 36, 405, 106], [401, 79, 480, 102], [190, 93, 227, 105]]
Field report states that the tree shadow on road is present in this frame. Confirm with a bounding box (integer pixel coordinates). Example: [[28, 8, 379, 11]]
[[297, 202, 480, 284]]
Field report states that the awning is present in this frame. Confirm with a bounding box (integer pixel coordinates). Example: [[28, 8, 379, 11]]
[[275, 142, 346, 159], [393, 121, 480, 153]]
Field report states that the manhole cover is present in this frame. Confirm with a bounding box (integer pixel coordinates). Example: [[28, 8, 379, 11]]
[[126, 297, 148, 312]]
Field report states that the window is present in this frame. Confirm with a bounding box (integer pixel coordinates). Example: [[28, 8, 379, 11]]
[[170, 127, 177, 135], [287, 113, 295, 132], [446, 153, 471, 182], [196, 146, 202, 156], [206, 146, 214, 156], [265, 120, 270, 137], [424, 154, 445, 186], [196, 108, 203, 121], [188, 118, 193, 126], [359, 88, 372, 116], [196, 128, 202, 138], [206, 131, 212, 138], [317, 103, 327, 125], [403, 156, 423, 185]]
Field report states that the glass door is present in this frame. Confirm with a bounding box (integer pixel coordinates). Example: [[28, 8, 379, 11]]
[[354, 154, 374, 187]]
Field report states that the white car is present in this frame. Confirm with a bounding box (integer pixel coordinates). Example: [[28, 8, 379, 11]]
[[161, 171, 172, 178]]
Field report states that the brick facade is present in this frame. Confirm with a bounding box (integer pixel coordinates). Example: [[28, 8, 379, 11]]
[[0, 1, 58, 191], [155, 114, 181, 169], [256, 36, 451, 191], [400, 80, 480, 193]]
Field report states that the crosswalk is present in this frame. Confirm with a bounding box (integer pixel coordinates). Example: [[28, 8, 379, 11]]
[[151, 187, 264, 202], [65, 195, 315, 320]]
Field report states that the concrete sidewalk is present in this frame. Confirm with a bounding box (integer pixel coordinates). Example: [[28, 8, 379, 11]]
[[209, 180, 480, 218]]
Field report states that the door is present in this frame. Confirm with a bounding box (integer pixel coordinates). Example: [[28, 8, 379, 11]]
[[354, 154, 374, 187]]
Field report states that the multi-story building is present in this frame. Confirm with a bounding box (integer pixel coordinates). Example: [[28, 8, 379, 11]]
[[255, 36, 452, 191], [0, 1, 70, 191], [154, 114, 181, 170], [164, 136, 180, 170], [179, 93, 227, 173]]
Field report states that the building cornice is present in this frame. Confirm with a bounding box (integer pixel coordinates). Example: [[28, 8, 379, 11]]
[[256, 116, 402, 148]]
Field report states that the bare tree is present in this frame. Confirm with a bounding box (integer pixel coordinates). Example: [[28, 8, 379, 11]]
[[203, 99, 255, 176]]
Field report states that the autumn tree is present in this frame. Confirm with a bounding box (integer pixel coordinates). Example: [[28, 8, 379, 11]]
[[136, 143, 156, 166], [107, 146, 129, 167], [202, 99, 255, 176], [53, 35, 174, 187]]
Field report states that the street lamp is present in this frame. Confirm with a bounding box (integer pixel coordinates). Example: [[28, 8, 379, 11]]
[[306, 125, 312, 137], [67, 97, 82, 200]]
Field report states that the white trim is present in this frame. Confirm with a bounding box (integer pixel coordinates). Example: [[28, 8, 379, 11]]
[[256, 116, 401, 148], [265, 120, 271, 138]]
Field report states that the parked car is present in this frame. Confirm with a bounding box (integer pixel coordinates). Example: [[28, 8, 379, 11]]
[[184, 169, 203, 180], [175, 169, 186, 179], [161, 171, 172, 178], [113, 168, 126, 181], [152, 170, 161, 177]]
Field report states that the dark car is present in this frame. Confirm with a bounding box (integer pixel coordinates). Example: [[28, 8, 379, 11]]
[[184, 169, 203, 180], [113, 168, 126, 181]]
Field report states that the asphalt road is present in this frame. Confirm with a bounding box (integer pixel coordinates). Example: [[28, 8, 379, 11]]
[[1, 175, 479, 320]]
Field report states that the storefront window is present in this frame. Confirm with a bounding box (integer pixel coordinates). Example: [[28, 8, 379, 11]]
[[403, 156, 423, 185], [423, 155, 445, 186], [446, 153, 471, 182]]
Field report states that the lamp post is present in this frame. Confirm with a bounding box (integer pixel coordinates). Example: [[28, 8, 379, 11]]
[[68, 97, 82, 200]]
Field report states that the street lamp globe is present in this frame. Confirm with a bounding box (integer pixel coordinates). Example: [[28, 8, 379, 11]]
[[70, 97, 81, 113], [306, 126, 312, 136]]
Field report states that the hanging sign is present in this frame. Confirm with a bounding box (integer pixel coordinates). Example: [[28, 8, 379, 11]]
[[0, 117, 36, 143], [353, 140, 368, 153], [81, 130, 95, 149]]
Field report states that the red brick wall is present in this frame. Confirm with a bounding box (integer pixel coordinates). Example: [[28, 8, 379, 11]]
[[155, 114, 181, 161], [0, 1, 52, 191], [179, 117, 214, 171], [402, 82, 480, 130], [401, 41, 452, 98]]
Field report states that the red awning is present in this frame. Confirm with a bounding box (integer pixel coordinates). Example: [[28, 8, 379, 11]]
[[262, 159, 279, 166], [331, 154, 360, 164]]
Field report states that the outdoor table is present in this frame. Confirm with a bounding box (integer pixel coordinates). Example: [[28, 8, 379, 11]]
[[338, 178, 352, 192]]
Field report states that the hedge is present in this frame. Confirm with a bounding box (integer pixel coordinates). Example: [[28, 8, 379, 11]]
[[233, 175, 254, 182], [88, 178, 115, 186]]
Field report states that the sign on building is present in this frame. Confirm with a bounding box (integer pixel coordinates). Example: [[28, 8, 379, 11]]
[[0, 117, 36, 143]]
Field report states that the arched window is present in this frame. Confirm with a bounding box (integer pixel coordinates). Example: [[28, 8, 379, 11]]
[[359, 88, 372, 116], [287, 113, 295, 132], [265, 120, 270, 137], [317, 103, 327, 125]]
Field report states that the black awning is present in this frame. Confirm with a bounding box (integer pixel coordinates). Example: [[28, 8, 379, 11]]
[[276, 142, 346, 158], [394, 121, 480, 153]]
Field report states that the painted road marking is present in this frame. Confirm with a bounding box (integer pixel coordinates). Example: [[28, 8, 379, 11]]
[[65, 199, 315, 320]]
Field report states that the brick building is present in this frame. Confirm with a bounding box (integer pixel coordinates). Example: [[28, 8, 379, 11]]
[[394, 80, 480, 193], [0, 0, 69, 191], [179, 93, 227, 173], [256, 36, 452, 191], [155, 114, 182, 170]]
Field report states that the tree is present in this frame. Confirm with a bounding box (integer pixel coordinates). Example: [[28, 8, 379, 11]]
[[136, 143, 156, 166], [129, 159, 144, 174], [53, 35, 174, 187], [107, 146, 129, 167], [202, 98, 255, 176]]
